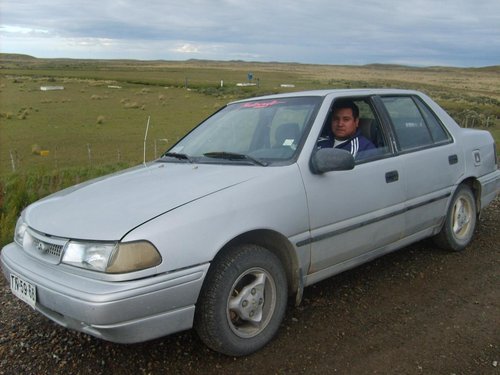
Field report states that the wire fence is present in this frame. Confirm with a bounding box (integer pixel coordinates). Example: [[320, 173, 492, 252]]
[[455, 111, 497, 129], [1, 113, 497, 175], [2, 138, 176, 175]]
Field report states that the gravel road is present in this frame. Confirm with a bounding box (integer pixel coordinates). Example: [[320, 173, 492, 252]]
[[1, 200, 498, 375]]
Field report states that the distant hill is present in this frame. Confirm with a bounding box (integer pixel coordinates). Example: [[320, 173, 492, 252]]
[[472, 65, 500, 73], [363, 63, 500, 72], [1, 53, 498, 71], [0, 53, 37, 61]]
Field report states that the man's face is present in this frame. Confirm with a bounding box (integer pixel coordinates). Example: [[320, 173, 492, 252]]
[[331, 107, 359, 140]]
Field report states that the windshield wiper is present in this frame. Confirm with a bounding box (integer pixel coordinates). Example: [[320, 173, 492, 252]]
[[203, 152, 268, 166], [161, 152, 194, 163]]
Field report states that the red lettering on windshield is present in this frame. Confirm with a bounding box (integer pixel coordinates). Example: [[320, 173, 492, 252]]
[[241, 100, 284, 108]]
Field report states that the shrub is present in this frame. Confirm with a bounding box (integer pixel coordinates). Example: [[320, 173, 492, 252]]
[[124, 101, 140, 109], [31, 144, 41, 155], [96, 115, 105, 124]]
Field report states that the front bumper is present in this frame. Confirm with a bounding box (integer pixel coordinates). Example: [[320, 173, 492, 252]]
[[1, 242, 209, 343]]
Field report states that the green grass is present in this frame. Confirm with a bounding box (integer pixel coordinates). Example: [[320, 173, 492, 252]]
[[0, 76, 224, 173]]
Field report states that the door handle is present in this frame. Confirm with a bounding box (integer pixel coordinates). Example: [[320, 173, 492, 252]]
[[385, 170, 399, 183]]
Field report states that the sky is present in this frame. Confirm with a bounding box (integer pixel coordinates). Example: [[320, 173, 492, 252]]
[[0, 0, 499, 67]]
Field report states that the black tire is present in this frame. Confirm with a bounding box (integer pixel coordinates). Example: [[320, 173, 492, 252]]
[[433, 184, 477, 251], [194, 244, 287, 356]]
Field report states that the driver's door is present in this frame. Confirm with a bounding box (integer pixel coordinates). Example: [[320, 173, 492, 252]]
[[301, 157, 406, 279]]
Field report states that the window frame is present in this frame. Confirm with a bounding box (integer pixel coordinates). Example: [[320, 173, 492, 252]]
[[165, 96, 324, 166]]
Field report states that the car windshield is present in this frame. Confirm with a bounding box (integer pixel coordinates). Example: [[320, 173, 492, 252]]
[[163, 96, 322, 165]]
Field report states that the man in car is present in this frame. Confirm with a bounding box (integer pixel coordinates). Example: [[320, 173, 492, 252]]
[[318, 100, 375, 158]]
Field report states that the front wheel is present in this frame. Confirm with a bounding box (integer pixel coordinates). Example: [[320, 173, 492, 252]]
[[433, 184, 477, 251], [194, 244, 287, 356]]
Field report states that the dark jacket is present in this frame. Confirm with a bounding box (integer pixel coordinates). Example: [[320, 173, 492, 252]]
[[317, 129, 376, 159]]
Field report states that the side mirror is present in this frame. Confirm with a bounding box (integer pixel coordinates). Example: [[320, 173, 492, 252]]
[[310, 148, 355, 174]]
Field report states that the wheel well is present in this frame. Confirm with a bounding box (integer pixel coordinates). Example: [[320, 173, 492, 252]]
[[460, 177, 481, 214], [216, 230, 301, 297]]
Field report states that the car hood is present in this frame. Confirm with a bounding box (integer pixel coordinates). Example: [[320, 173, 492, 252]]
[[25, 162, 260, 240]]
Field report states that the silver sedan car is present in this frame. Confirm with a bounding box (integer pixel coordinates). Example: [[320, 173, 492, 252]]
[[2, 89, 499, 356]]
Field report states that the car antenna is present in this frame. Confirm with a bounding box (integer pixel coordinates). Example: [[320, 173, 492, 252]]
[[143, 115, 151, 167]]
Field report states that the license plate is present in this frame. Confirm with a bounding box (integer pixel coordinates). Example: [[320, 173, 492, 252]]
[[10, 274, 37, 309]]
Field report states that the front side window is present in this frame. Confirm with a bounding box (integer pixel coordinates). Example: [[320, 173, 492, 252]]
[[381, 96, 450, 151], [165, 97, 322, 165], [317, 97, 390, 162]]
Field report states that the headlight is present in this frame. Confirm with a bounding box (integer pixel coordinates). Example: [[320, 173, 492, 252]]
[[62, 240, 161, 273], [62, 241, 116, 272], [14, 216, 28, 246]]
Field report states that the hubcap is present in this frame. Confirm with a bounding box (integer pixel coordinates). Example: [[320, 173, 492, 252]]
[[227, 267, 276, 338], [452, 196, 472, 239]]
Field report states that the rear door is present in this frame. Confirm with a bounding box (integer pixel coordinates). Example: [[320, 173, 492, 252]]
[[377, 95, 463, 236]]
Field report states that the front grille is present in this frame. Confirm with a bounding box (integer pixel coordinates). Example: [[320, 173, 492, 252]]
[[23, 229, 67, 264], [32, 236, 64, 257]]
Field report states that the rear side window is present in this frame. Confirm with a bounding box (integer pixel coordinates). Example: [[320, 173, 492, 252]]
[[381, 96, 450, 151], [414, 97, 450, 143]]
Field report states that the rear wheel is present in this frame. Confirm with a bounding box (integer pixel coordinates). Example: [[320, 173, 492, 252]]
[[434, 184, 477, 251], [195, 244, 287, 356]]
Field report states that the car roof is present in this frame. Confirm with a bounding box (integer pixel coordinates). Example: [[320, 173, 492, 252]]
[[230, 88, 422, 104]]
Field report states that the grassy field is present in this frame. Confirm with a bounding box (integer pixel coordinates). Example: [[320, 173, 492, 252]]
[[1, 54, 499, 175], [0, 54, 499, 246], [0, 74, 223, 173]]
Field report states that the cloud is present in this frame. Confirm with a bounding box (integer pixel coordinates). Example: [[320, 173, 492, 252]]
[[0, 0, 499, 66], [1, 25, 49, 35], [66, 38, 116, 48], [173, 44, 201, 54]]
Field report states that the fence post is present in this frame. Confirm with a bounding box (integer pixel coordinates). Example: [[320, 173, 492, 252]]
[[87, 144, 92, 166], [9, 150, 16, 172]]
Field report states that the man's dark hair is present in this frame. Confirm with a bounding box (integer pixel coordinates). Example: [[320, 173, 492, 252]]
[[332, 100, 359, 119]]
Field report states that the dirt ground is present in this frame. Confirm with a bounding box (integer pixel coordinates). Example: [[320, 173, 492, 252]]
[[0, 200, 498, 375]]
